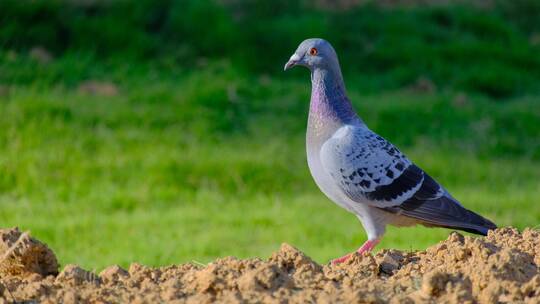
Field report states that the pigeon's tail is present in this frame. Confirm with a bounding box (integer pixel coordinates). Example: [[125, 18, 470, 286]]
[[383, 194, 497, 236], [418, 203, 497, 236]]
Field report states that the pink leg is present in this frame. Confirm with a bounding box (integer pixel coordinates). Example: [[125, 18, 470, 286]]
[[332, 239, 380, 265]]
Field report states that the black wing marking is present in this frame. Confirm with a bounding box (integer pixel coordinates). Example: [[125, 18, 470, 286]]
[[364, 164, 425, 202]]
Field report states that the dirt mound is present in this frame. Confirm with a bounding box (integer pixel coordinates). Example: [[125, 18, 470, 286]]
[[0, 228, 58, 278], [0, 227, 538, 303]]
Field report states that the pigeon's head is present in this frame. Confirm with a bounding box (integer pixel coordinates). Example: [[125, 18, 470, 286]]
[[284, 38, 339, 72]]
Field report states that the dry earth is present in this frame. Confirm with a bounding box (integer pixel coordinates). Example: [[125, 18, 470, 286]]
[[0, 227, 538, 303]]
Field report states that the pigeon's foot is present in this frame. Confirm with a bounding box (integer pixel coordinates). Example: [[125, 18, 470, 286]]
[[331, 239, 380, 265], [331, 253, 352, 264]]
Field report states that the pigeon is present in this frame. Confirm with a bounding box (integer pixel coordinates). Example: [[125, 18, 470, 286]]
[[284, 38, 497, 264]]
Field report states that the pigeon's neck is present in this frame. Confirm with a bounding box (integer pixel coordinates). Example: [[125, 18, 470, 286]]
[[309, 67, 358, 126]]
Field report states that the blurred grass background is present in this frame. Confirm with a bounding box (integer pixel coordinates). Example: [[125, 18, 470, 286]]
[[0, 0, 539, 270]]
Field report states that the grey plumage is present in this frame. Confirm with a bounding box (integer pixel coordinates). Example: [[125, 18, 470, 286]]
[[284, 38, 496, 258]]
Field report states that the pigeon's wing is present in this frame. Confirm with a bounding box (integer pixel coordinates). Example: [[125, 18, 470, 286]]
[[319, 125, 419, 208], [320, 125, 496, 235]]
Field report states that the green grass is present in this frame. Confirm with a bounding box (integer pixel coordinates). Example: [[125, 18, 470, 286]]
[[1, 1, 540, 270], [0, 72, 539, 270]]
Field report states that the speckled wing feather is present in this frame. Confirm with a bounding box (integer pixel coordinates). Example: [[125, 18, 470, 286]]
[[320, 125, 421, 208], [320, 124, 497, 234]]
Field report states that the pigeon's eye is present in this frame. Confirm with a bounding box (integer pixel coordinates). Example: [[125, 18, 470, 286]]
[[309, 47, 318, 56]]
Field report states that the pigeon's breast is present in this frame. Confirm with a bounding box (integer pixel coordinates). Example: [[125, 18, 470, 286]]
[[306, 118, 359, 213]]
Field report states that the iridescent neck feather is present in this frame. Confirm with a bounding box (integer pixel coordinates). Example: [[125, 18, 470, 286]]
[[309, 66, 358, 125]]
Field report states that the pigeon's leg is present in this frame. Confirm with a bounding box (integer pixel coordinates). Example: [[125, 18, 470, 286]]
[[331, 239, 380, 265], [356, 238, 380, 254]]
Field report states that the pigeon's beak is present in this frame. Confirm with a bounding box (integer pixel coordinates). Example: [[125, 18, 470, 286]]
[[284, 53, 302, 71]]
